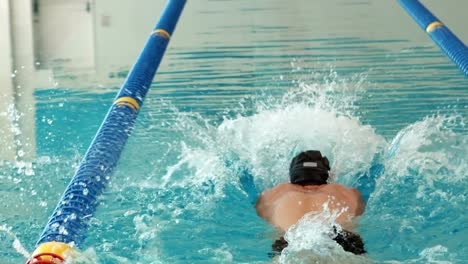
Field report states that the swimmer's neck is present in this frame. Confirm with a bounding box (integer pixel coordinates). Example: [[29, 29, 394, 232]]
[[294, 184, 325, 190]]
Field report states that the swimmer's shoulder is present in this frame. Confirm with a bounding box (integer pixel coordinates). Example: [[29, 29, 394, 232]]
[[258, 183, 294, 201], [324, 182, 360, 194], [323, 183, 365, 212], [255, 183, 295, 210]]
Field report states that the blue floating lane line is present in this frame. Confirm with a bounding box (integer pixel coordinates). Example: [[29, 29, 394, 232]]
[[398, 0, 468, 76], [34, 0, 187, 252]]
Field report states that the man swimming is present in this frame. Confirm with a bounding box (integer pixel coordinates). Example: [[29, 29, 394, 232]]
[[255, 150, 366, 255]]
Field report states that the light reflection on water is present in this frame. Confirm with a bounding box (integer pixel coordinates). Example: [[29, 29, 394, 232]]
[[1, 0, 467, 263]]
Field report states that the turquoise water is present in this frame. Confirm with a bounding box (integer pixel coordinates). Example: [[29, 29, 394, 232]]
[[1, 0, 467, 263]]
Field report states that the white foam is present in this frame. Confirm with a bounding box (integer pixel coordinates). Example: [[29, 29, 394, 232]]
[[147, 70, 385, 206], [277, 201, 370, 263], [371, 114, 468, 203]]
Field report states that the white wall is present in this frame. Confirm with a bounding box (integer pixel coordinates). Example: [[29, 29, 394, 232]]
[[4, 0, 468, 80], [35, 0, 95, 70], [93, 0, 166, 74], [92, 0, 263, 75], [0, 0, 17, 161], [10, 0, 37, 160], [1, 0, 467, 161], [37, 0, 468, 78]]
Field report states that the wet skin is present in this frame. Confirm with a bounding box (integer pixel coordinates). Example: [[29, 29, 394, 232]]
[[255, 183, 365, 232]]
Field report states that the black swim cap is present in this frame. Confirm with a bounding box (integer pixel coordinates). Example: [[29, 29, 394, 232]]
[[289, 150, 330, 185]]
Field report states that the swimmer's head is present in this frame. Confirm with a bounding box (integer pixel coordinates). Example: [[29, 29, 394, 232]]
[[289, 150, 330, 185]]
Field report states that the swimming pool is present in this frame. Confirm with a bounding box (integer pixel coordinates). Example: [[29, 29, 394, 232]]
[[1, 0, 467, 263]]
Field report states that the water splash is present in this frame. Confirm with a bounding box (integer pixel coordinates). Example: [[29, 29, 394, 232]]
[[153, 69, 383, 188], [0, 224, 30, 259], [142, 71, 466, 263], [122, 70, 387, 262], [362, 114, 467, 263], [277, 201, 371, 264], [214, 71, 385, 189], [3, 67, 464, 263]]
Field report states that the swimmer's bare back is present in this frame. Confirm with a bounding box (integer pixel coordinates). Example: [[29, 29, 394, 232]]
[[255, 183, 365, 232]]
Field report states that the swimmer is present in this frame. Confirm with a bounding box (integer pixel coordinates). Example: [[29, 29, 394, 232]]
[[255, 150, 366, 256]]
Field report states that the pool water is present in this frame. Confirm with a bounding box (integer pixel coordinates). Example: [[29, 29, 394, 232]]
[[1, 0, 467, 263]]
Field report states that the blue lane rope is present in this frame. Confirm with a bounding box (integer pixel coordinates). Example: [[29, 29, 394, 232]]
[[398, 0, 468, 76], [35, 0, 187, 247]]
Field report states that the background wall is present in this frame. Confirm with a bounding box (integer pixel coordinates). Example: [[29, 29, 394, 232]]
[[0, 0, 16, 160], [93, 0, 166, 74], [0, 0, 467, 161], [34, 0, 95, 70], [9, 0, 468, 79]]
